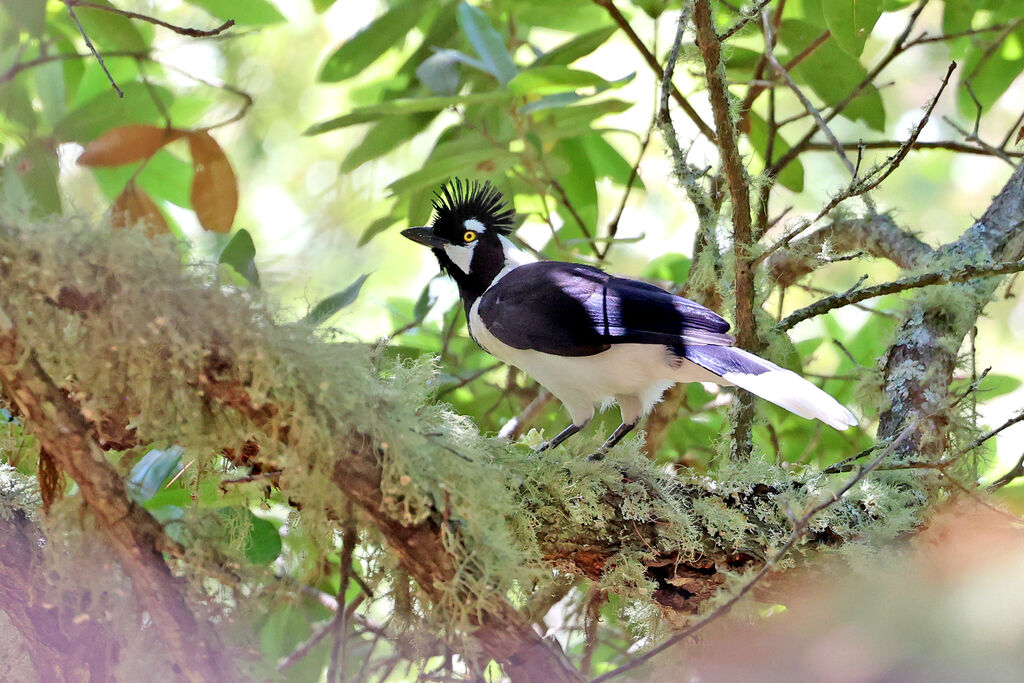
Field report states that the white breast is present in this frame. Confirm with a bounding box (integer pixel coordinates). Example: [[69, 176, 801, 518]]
[[468, 298, 717, 426]]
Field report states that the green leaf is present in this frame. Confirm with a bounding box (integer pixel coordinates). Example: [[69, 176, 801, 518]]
[[551, 137, 598, 239], [508, 66, 631, 95], [748, 111, 805, 192], [128, 446, 184, 503], [782, 19, 886, 130], [219, 229, 261, 288], [456, 2, 517, 85], [2, 140, 61, 216], [241, 512, 282, 565], [341, 112, 435, 173], [977, 374, 1023, 400], [319, 0, 423, 82], [92, 149, 194, 209], [313, 0, 337, 11], [184, 0, 285, 26], [387, 147, 514, 196], [304, 273, 371, 325], [821, 0, 883, 57], [581, 133, 642, 187], [642, 253, 691, 284], [533, 25, 616, 68], [359, 205, 404, 246], [959, 27, 1024, 115], [56, 81, 173, 142], [1, 0, 45, 35], [54, 1, 147, 51], [305, 91, 512, 135]]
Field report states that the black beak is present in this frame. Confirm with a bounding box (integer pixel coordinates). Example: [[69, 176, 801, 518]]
[[401, 226, 447, 249]]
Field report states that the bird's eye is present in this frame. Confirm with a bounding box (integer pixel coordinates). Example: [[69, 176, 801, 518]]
[[463, 230, 478, 243]]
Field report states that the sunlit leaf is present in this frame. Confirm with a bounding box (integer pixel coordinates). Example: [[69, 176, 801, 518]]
[[78, 124, 183, 167], [782, 19, 886, 130], [305, 92, 512, 135], [534, 25, 616, 68], [1, 0, 46, 35], [219, 229, 260, 288], [319, 0, 423, 82], [748, 111, 805, 192], [508, 66, 632, 96], [57, 82, 172, 143], [188, 131, 237, 233], [456, 2, 517, 85], [111, 181, 169, 236], [304, 273, 371, 325], [185, 0, 284, 26], [822, 0, 883, 57]]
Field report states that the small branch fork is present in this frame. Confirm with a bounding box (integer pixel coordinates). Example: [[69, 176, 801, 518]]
[[592, 419, 920, 683], [777, 258, 1024, 331]]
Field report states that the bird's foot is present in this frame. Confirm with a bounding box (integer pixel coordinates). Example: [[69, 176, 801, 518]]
[[586, 450, 606, 462], [532, 441, 551, 455]]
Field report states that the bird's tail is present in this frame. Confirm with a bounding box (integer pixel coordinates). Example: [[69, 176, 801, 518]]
[[682, 344, 858, 430]]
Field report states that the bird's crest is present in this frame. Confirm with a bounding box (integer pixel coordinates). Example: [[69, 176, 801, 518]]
[[431, 178, 515, 234]]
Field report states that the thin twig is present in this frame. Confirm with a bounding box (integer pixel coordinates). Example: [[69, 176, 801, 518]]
[[64, 0, 123, 97], [70, 1, 235, 37], [777, 258, 1024, 330], [804, 139, 1023, 158], [761, 14, 855, 177]]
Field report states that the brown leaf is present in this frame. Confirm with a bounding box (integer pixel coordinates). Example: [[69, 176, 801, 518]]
[[78, 124, 183, 167], [1016, 124, 1024, 145], [188, 131, 238, 233], [111, 181, 169, 237]]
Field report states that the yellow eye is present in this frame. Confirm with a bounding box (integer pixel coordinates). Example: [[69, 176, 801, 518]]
[[463, 230, 478, 243]]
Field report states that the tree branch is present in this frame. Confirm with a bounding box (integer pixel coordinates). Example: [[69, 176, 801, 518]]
[[766, 213, 933, 287], [777, 259, 1024, 331], [0, 318, 233, 682]]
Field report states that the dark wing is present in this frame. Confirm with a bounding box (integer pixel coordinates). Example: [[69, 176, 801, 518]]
[[475, 262, 734, 357]]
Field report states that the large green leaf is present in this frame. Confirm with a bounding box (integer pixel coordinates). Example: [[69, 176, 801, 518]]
[[56, 81, 173, 142], [387, 146, 514, 196], [551, 137, 598, 240], [53, 0, 147, 51], [748, 111, 805, 192], [305, 91, 512, 135], [1, 0, 45, 35], [2, 141, 61, 216], [533, 25, 616, 68], [341, 112, 435, 173], [185, 0, 285, 26], [508, 66, 630, 96], [319, 0, 424, 82], [821, 0, 883, 57], [91, 149, 194, 208], [581, 133, 642, 187], [959, 25, 1024, 115], [456, 2, 517, 85], [781, 19, 886, 130]]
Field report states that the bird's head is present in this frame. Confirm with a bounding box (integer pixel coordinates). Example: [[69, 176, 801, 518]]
[[402, 178, 517, 301]]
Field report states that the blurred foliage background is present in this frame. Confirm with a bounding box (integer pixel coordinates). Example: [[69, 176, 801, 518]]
[[3, 0, 1024, 680]]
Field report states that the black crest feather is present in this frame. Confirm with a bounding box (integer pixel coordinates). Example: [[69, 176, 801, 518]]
[[430, 179, 515, 234]]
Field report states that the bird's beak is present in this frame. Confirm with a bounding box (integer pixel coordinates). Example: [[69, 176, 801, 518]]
[[401, 226, 447, 249]]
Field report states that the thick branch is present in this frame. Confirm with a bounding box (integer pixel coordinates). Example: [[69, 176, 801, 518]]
[[0, 320, 233, 682], [766, 214, 932, 287], [877, 162, 1024, 458]]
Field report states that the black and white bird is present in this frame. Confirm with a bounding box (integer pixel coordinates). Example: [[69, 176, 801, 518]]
[[402, 179, 858, 458]]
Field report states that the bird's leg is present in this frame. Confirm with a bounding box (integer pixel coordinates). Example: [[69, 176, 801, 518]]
[[533, 423, 582, 453], [587, 420, 639, 461]]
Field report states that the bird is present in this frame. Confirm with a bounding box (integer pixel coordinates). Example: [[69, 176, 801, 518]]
[[402, 179, 858, 459]]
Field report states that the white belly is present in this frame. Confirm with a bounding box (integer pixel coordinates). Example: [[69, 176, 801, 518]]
[[468, 299, 720, 425]]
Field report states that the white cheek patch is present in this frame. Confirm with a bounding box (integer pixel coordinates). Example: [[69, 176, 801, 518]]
[[463, 218, 486, 233], [444, 242, 476, 274]]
